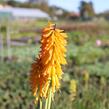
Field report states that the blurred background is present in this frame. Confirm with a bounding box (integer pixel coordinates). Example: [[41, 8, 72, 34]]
[[0, 0, 109, 109]]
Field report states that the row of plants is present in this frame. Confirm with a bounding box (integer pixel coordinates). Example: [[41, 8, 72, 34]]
[[0, 60, 109, 109]]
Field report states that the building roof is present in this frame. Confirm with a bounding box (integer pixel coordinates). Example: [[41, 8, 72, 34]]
[[0, 7, 50, 19]]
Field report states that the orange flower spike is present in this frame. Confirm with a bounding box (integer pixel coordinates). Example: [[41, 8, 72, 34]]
[[30, 22, 67, 102]]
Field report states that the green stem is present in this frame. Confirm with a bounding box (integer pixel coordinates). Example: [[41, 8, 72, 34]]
[[45, 97, 48, 109], [45, 89, 52, 109], [40, 99, 43, 109], [48, 89, 52, 109]]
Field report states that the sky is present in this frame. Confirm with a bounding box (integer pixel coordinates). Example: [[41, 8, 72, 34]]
[[17, 0, 109, 13]]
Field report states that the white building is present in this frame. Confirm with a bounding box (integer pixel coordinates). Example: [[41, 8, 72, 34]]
[[0, 7, 50, 20]]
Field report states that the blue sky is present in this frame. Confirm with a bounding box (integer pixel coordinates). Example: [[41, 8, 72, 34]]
[[17, 0, 109, 13]]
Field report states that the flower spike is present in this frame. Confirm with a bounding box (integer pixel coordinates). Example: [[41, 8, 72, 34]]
[[30, 22, 67, 102]]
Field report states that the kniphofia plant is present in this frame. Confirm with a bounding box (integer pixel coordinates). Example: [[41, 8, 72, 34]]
[[30, 22, 67, 109]]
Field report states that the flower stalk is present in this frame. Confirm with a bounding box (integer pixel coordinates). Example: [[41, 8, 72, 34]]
[[40, 99, 42, 109], [30, 22, 67, 109]]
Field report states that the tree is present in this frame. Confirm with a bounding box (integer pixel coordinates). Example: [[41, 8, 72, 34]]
[[6, 0, 19, 6], [79, 1, 95, 20]]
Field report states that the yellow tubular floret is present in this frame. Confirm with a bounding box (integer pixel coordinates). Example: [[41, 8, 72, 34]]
[[30, 22, 67, 102]]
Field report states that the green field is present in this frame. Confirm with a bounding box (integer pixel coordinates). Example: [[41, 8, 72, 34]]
[[0, 20, 109, 109]]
